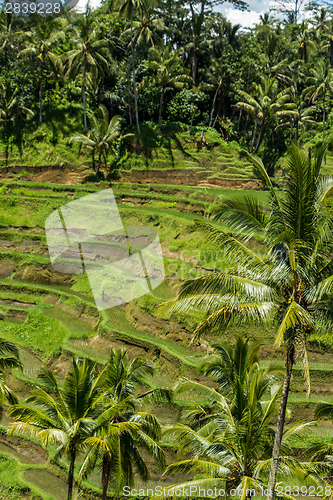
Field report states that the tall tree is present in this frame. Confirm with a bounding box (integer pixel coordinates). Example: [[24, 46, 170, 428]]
[[163, 338, 317, 498], [236, 76, 298, 153], [70, 105, 123, 173], [165, 145, 333, 500], [124, 2, 164, 49], [142, 47, 194, 128], [9, 357, 131, 500], [303, 59, 333, 144], [0, 12, 18, 70], [66, 13, 108, 132], [322, 18, 333, 67], [272, 0, 308, 23], [0, 79, 34, 164], [185, 0, 246, 81], [79, 349, 167, 499], [116, 0, 158, 136], [18, 19, 64, 124]]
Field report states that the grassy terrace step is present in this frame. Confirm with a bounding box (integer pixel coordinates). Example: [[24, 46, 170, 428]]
[[0, 251, 51, 263], [0, 180, 98, 193], [0, 290, 41, 303], [0, 279, 95, 304], [2, 277, 331, 377], [0, 180, 270, 212], [100, 308, 205, 368], [0, 189, 211, 212], [0, 304, 32, 312], [0, 203, 208, 241], [261, 358, 333, 372], [120, 203, 206, 222], [289, 394, 333, 403], [0, 230, 45, 241], [0, 224, 44, 233], [0, 279, 207, 368]]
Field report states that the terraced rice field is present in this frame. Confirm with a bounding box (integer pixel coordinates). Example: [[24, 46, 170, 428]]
[[1, 174, 333, 498]]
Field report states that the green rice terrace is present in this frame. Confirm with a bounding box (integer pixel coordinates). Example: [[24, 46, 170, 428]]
[[1, 146, 333, 499], [2, 1, 333, 496]]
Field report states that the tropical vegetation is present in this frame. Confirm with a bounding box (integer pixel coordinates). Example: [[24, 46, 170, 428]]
[[1, 0, 333, 499]]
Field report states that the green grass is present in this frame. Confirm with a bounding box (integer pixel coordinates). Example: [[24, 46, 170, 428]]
[[0, 119, 253, 178], [1, 309, 69, 356], [0, 290, 40, 304], [100, 308, 206, 368], [0, 454, 51, 500], [0, 196, 55, 227]]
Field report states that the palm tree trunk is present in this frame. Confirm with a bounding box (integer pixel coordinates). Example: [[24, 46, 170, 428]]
[[267, 345, 295, 500], [4, 117, 9, 166], [67, 445, 76, 500], [102, 454, 111, 500], [82, 58, 88, 133], [237, 108, 243, 130], [130, 12, 140, 136], [191, 51, 198, 83], [209, 82, 221, 128], [253, 121, 264, 154], [251, 117, 258, 152], [92, 149, 95, 170], [97, 149, 102, 173], [190, 106, 194, 134], [127, 64, 133, 127], [159, 88, 165, 129], [39, 62, 43, 125], [212, 98, 222, 128], [322, 92, 326, 145]]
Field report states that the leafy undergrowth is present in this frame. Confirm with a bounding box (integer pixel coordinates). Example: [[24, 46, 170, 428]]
[[0, 120, 256, 184]]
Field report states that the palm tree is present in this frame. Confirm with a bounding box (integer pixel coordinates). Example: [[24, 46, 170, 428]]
[[185, 2, 209, 84], [80, 419, 142, 499], [70, 105, 123, 173], [313, 7, 329, 33], [259, 13, 276, 25], [204, 58, 223, 128], [9, 357, 131, 500], [18, 19, 64, 124], [273, 59, 305, 99], [66, 14, 108, 132], [164, 145, 333, 499], [0, 79, 34, 164], [142, 47, 194, 128], [322, 19, 333, 67], [124, 2, 164, 49], [303, 60, 333, 145], [291, 103, 316, 143], [79, 349, 167, 499], [0, 338, 21, 418], [163, 338, 317, 499], [0, 12, 18, 70], [116, 0, 157, 136], [275, 99, 316, 143], [309, 402, 333, 467], [201, 335, 263, 397], [292, 23, 315, 63], [236, 76, 298, 153]]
